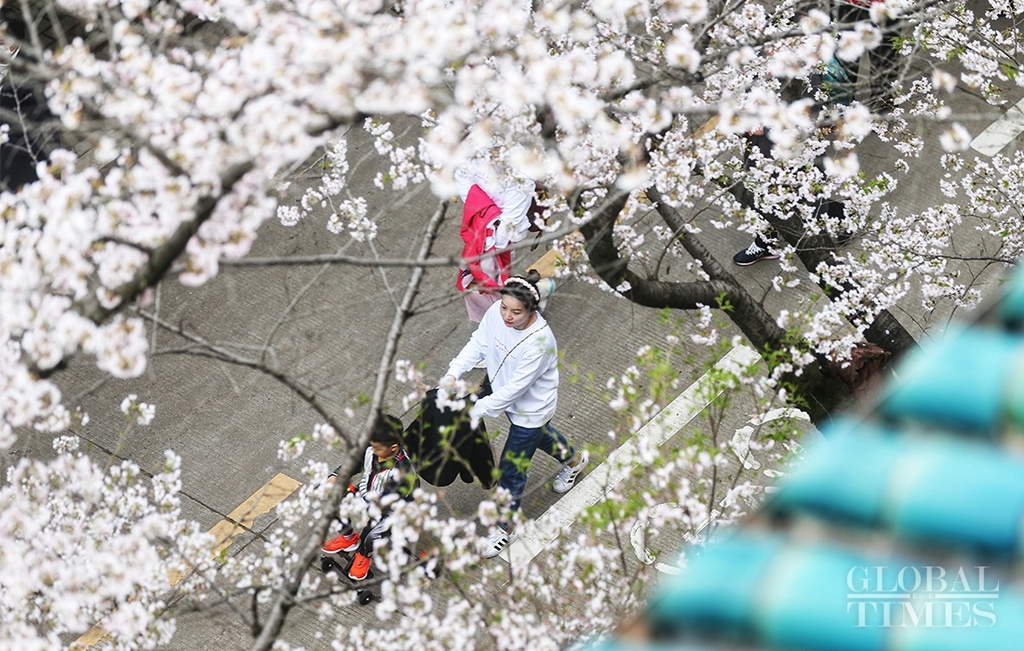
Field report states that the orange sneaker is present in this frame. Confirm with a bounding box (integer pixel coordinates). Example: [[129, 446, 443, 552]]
[[323, 531, 360, 553], [348, 552, 372, 581]]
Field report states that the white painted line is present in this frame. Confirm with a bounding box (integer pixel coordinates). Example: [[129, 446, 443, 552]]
[[970, 95, 1024, 156], [729, 407, 811, 470], [505, 344, 762, 566]]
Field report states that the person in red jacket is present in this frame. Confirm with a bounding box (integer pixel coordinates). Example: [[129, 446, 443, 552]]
[[454, 158, 554, 321]]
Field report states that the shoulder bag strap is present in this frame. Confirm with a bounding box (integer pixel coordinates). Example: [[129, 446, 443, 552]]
[[491, 323, 549, 380]]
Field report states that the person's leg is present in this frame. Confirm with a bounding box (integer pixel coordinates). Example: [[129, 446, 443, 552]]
[[815, 198, 852, 245], [463, 288, 497, 322], [497, 421, 544, 514], [323, 519, 360, 553], [482, 422, 543, 558], [867, 26, 901, 107], [349, 516, 391, 581], [322, 517, 360, 575], [535, 422, 590, 493], [833, 4, 869, 89], [730, 174, 780, 266], [733, 232, 780, 266], [357, 517, 392, 557], [535, 421, 575, 464]]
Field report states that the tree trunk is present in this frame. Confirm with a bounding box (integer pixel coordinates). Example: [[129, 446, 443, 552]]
[[580, 190, 853, 423]]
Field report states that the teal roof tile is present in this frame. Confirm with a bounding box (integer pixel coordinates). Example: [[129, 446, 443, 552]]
[[648, 534, 783, 638], [891, 592, 1024, 651], [755, 545, 891, 651], [771, 421, 904, 524], [996, 263, 1024, 326], [885, 440, 1024, 554], [584, 643, 725, 651], [773, 423, 1024, 554], [881, 328, 1024, 432]]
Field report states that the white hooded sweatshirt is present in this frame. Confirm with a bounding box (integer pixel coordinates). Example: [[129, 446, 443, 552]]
[[446, 301, 558, 428]]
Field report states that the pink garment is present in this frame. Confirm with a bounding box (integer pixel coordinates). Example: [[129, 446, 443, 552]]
[[454, 159, 536, 249], [463, 288, 498, 322]]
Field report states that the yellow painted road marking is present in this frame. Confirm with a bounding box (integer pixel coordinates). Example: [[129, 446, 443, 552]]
[[693, 114, 720, 140], [70, 473, 301, 650], [69, 624, 109, 650], [190, 472, 302, 577]]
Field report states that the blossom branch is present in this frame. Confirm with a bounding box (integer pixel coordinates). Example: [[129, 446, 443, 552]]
[[249, 199, 449, 651], [76, 160, 256, 324]]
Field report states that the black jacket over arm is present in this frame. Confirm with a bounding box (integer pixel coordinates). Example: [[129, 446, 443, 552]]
[[403, 389, 496, 489]]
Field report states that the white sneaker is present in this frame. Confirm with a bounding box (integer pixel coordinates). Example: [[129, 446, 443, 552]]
[[553, 450, 589, 493], [481, 527, 514, 559]]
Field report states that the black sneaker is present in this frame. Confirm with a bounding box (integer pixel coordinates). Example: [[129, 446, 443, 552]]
[[733, 240, 779, 266]]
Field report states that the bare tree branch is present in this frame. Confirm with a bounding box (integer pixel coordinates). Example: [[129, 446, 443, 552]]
[[644, 188, 789, 352], [260, 263, 334, 366], [249, 199, 449, 651], [143, 317, 352, 448], [219, 214, 584, 270]]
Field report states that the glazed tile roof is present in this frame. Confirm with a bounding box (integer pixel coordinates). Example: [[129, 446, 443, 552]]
[[588, 265, 1024, 650]]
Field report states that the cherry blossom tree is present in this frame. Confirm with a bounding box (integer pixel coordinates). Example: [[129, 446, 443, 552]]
[[0, 0, 1022, 648]]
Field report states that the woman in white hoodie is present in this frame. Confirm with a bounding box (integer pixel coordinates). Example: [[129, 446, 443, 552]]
[[442, 271, 589, 558]]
